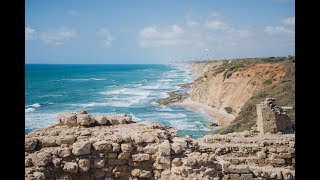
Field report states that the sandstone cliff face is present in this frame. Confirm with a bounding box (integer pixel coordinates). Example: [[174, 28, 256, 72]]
[[189, 61, 286, 116], [25, 112, 295, 180]]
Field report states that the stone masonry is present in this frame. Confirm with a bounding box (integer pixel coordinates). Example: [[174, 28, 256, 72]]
[[25, 112, 295, 180], [256, 98, 293, 134]]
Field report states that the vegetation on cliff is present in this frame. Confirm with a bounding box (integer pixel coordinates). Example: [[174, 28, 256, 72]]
[[214, 57, 295, 134]]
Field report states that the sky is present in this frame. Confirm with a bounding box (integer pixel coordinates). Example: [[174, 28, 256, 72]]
[[25, 0, 295, 64]]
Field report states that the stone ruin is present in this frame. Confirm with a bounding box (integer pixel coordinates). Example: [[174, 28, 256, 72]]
[[25, 111, 295, 180], [256, 98, 293, 134]]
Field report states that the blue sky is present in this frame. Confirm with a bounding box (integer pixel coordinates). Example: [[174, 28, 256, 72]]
[[26, 0, 295, 64]]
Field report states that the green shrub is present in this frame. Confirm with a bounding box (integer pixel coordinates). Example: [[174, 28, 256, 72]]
[[263, 79, 273, 86]]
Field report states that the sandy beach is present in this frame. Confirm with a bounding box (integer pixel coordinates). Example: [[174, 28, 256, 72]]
[[174, 98, 235, 127]]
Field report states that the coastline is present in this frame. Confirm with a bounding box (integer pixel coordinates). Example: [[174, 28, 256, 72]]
[[173, 98, 235, 127], [172, 62, 235, 128]]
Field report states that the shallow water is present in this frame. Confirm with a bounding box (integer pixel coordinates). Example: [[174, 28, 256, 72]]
[[25, 64, 219, 138]]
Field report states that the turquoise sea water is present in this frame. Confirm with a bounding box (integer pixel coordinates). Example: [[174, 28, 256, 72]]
[[25, 64, 219, 138]]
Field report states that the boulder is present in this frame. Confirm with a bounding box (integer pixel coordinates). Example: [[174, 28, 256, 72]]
[[31, 151, 52, 167], [132, 154, 150, 162], [25, 156, 32, 167], [58, 113, 77, 125], [158, 156, 171, 164], [76, 114, 95, 126], [93, 158, 105, 168], [140, 170, 152, 178], [172, 158, 182, 167], [107, 114, 132, 125], [159, 140, 171, 156], [118, 152, 131, 160], [41, 137, 57, 147], [143, 144, 158, 154], [131, 169, 141, 177], [25, 138, 38, 151], [95, 116, 109, 125], [78, 159, 90, 172], [56, 147, 71, 158], [56, 135, 76, 145], [72, 141, 91, 155], [121, 143, 133, 152], [78, 111, 88, 114], [171, 143, 183, 154], [92, 140, 112, 151], [33, 171, 45, 180], [210, 122, 219, 126], [63, 162, 78, 173]]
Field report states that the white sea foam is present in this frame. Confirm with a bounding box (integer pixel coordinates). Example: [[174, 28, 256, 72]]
[[31, 103, 41, 108], [90, 78, 106, 81], [25, 108, 35, 113], [168, 120, 210, 131], [158, 113, 187, 119], [156, 106, 174, 112], [131, 115, 142, 122], [26, 103, 41, 108], [25, 112, 57, 130], [100, 88, 150, 96], [39, 94, 63, 98]]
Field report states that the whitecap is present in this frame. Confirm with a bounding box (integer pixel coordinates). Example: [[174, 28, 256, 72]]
[[168, 120, 210, 131], [25, 108, 35, 113], [39, 94, 63, 98], [26, 103, 41, 108], [89, 78, 106, 81], [158, 113, 187, 119]]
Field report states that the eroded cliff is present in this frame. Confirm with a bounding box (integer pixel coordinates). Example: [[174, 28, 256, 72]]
[[186, 57, 295, 131]]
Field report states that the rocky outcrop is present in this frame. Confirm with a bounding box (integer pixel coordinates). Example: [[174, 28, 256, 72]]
[[25, 112, 295, 180]]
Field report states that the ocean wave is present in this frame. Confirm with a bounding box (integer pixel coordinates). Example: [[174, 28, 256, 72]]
[[155, 112, 187, 119], [39, 94, 63, 98], [100, 88, 150, 97], [168, 120, 210, 131], [59, 78, 106, 81], [131, 114, 142, 122], [26, 103, 41, 108], [25, 108, 35, 113], [25, 112, 57, 130], [158, 79, 174, 82], [156, 106, 174, 112]]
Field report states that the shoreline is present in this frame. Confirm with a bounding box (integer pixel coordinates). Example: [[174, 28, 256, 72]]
[[174, 63, 235, 128], [173, 98, 235, 128]]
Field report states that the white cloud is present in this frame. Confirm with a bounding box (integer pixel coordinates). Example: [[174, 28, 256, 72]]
[[25, 27, 36, 40], [205, 20, 229, 30], [139, 25, 184, 47], [40, 27, 77, 45], [186, 19, 200, 27], [264, 26, 294, 34], [68, 10, 79, 16], [227, 28, 250, 38], [211, 11, 221, 17], [282, 16, 295, 26], [97, 27, 113, 46]]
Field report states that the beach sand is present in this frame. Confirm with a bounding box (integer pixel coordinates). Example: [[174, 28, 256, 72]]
[[174, 98, 235, 127]]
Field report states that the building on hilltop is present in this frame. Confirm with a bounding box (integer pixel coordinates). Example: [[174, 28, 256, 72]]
[[256, 98, 293, 134]]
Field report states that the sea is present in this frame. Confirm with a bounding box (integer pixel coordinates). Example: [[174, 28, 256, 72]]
[[25, 64, 219, 139]]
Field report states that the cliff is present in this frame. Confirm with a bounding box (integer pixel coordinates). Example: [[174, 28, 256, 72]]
[[186, 57, 295, 132], [25, 112, 295, 180]]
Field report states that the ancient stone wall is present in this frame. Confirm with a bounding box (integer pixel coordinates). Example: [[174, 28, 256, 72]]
[[25, 112, 295, 180], [256, 98, 293, 134]]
